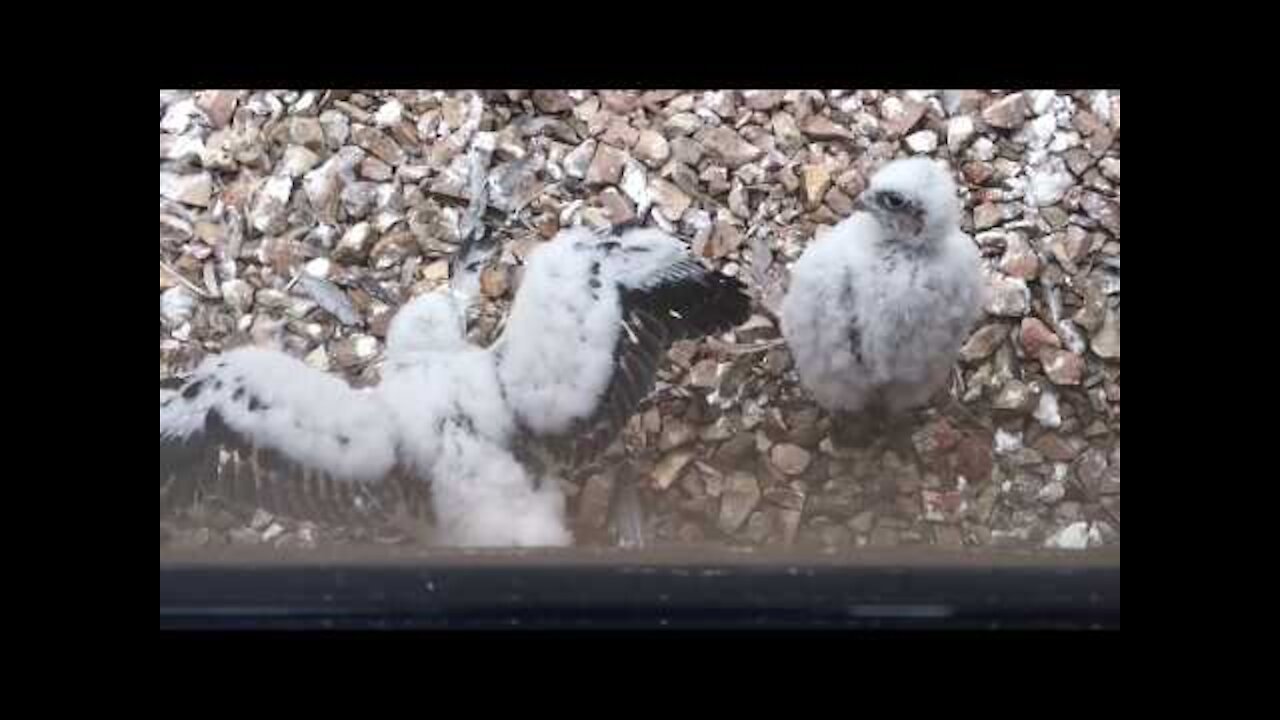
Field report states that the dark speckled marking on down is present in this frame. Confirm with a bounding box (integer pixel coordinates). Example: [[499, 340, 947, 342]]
[[163, 400, 437, 528]]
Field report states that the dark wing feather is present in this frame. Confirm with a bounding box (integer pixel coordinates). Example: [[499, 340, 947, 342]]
[[160, 398, 433, 528], [551, 260, 751, 464], [159, 421, 222, 515]]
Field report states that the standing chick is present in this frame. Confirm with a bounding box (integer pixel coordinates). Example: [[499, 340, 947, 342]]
[[780, 157, 984, 448]]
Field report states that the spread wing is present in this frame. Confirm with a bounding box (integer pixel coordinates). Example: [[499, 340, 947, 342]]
[[160, 347, 431, 525], [494, 226, 751, 464]]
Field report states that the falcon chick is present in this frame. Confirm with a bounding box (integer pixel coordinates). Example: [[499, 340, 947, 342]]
[[780, 157, 984, 448], [161, 224, 751, 548]]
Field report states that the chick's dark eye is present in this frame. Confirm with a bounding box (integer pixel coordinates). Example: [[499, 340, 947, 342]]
[[881, 192, 906, 210]]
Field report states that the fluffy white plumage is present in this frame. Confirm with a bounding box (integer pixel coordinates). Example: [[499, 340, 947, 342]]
[[161, 347, 399, 480], [384, 289, 472, 361], [425, 420, 571, 547], [496, 227, 695, 435], [377, 293, 569, 548], [378, 224, 747, 543], [781, 157, 984, 425], [159, 347, 422, 533], [160, 224, 749, 548]]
